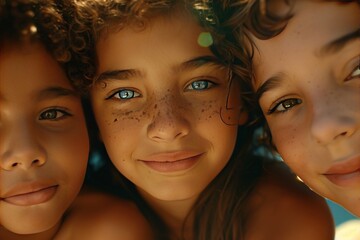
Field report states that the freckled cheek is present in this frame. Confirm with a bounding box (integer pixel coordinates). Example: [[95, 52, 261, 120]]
[[190, 99, 222, 121], [98, 110, 146, 137]]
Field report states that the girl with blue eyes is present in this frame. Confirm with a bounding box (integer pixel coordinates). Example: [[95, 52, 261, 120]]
[[68, 0, 334, 239], [243, 0, 360, 217]]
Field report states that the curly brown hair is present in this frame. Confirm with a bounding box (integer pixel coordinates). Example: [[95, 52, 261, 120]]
[[64, 0, 256, 101], [65, 1, 264, 240], [0, 0, 70, 64], [0, 0, 87, 91]]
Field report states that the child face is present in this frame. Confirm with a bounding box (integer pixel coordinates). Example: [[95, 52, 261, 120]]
[[91, 12, 247, 202], [251, 1, 360, 215], [0, 43, 89, 233]]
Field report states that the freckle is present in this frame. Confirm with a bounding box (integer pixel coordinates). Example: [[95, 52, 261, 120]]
[[209, 115, 212, 118], [154, 104, 157, 109], [114, 118, 118, 122], [201, 109, 205, 112]]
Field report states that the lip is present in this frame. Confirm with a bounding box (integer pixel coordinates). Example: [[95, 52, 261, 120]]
[[139, 151, 203, 172], [324, 154, 360, 187], [1, 182, 58, 206]]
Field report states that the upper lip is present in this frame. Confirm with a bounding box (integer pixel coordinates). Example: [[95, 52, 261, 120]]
[[324, 154, 360, 175], [139, 151, 203, 162], [1, 181, 58, 199]]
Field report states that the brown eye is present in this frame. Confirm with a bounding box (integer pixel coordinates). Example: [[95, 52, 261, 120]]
[[39, 109, 70, 120], [268, 98, 302, 114], [346, 65, 360, 81]]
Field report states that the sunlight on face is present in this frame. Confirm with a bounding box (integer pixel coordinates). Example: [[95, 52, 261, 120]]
[[251, 1, 360, 216], [0, 42, 89, 234], [90, 12, 247, 203]]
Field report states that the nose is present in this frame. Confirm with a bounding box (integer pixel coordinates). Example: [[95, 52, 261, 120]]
[[311, 97, 357, 145], [1, 123, 47, 171], [147, 97, 190, 142]]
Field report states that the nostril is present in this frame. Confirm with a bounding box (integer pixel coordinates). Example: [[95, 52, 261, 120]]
[[33, 159, 40, 165]]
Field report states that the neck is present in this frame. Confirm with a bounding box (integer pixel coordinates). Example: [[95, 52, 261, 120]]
[[138, 189, 197, 240], [0, 221, 61, 240]]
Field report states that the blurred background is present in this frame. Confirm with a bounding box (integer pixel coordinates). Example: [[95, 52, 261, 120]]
[[328, 199, 359, 240]]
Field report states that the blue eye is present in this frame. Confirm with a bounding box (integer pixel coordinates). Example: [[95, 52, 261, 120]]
[[39, 109, 70, 120], [110, 89, 140, 100], [268, 98, 302, 114], [187, 80, 214, 90]]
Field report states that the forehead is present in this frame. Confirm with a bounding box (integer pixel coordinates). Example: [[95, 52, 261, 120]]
[[96, 12, 212, 72], [0, 42, 72, 95], [252, 1, 360, 87]]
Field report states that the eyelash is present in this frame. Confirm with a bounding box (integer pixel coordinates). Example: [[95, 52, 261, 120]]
[[185, 79, 216, 91], [106, 79, 216, 101], [39, 108, 72, 121], [267, 98, 303, 115], [345, 63, 360, 81], [106, 89, 141, 100]]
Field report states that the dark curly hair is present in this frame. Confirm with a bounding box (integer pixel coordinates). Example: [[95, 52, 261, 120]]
[[1, 0, 69, 64], [65, 1, 264, 239]]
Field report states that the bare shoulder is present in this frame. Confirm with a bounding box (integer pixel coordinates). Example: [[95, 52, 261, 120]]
[[57, 191, 154, 240], [244, 160, 335, 240]]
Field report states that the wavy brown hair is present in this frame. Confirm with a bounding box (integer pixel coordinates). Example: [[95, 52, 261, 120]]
[[241, 0, 360, 150], [64, 0, 265, 239]]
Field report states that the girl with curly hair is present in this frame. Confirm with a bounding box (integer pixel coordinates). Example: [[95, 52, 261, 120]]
[[241, 0, 360, 217], [0, 1, 153, 239], [66, 0, 335, 239]]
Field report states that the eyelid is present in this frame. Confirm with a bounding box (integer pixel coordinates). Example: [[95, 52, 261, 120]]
[[184, 77, 218, 91], [105, 88, 141, 100], [345, 63, 360, 81], [267, 96, 302, 115], [39, 108, 72, 121]]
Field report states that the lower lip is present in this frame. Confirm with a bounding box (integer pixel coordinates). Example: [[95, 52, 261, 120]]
[[325, 169, 360, 187], [3, 186, 58, 206], [141, 155, 201, 173]]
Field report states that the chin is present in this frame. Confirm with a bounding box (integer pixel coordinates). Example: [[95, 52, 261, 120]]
[[2, 208, 62, 235]]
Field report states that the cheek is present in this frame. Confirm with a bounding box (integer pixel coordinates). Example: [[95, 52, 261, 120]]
[[47, 127, 89, 178], [191, 99, 223, 121], [270, 123, 305, 167]]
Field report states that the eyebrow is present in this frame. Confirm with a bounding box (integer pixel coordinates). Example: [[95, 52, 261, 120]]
[[319, 28, 360, 56], [179, 55, 224, 71], [255, 74, 284, 101], [37, 87, 79, 101], [96, 69, 141, 82], [95, 56, 224, 82]]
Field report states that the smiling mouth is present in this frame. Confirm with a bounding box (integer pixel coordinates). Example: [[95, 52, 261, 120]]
[[324, 155, 360, 187], [140, 153, 203, 173], [2, 185, 58, 206], [324, 169, 360, 187]]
